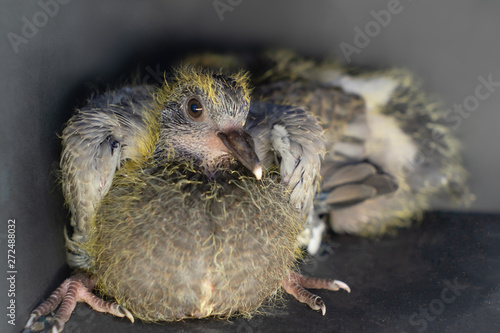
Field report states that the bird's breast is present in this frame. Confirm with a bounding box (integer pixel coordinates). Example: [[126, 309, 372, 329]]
[[85, 162, 302, 321]]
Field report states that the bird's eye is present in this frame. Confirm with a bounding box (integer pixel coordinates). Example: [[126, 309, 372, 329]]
[[187, 98, 203, 119]]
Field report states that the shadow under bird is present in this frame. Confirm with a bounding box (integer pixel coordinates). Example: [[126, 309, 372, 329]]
[[26, 51, 469, 332]]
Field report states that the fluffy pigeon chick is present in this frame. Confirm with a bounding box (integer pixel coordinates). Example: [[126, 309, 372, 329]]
[[25, 67, 350, 332]]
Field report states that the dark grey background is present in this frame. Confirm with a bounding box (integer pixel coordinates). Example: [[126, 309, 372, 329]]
[[1, 1, 499, 332]]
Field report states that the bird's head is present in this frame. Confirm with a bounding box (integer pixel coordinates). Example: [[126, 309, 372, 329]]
[[153, 66, 262, 179]]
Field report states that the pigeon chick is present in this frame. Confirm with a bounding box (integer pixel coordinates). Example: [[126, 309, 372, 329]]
[[25, 66, 350, 332]]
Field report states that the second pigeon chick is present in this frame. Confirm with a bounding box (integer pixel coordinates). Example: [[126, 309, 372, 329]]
[[184, 50, 471, 252]]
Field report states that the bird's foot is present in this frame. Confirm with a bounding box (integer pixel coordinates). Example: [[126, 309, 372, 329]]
[[25, 273, 133, 333], [282, 271, 350, 315]]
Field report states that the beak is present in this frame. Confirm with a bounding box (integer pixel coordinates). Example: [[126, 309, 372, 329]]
[[217, 130, 262, 180]]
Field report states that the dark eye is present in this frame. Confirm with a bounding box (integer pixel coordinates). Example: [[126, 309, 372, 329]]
[[187, 98, 203, 119]]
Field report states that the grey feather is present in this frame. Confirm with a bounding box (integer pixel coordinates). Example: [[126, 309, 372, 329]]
[[61, 85, 156, 269], [322, 162, 376, 191], [325, 184, 377, 207]]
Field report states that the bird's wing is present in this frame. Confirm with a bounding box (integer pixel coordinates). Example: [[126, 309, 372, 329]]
[[61, 85, 157, 268], [252, 79, 405, 250], [245, 102, 325, 251], [252, 80, 399, 199]]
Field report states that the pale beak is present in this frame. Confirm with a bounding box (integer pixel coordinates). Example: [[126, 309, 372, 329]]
[[217, 130, 262, 180]]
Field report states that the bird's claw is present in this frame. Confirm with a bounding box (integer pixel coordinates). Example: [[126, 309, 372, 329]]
[[25, 273, 134, 332], [282, 271, 350, 315], [329, 279, 351, 293], [310, 295, 326, 315], [24, 314, 36, 330], [117, 305, 135, 323], [51, 318, 64, 333]]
